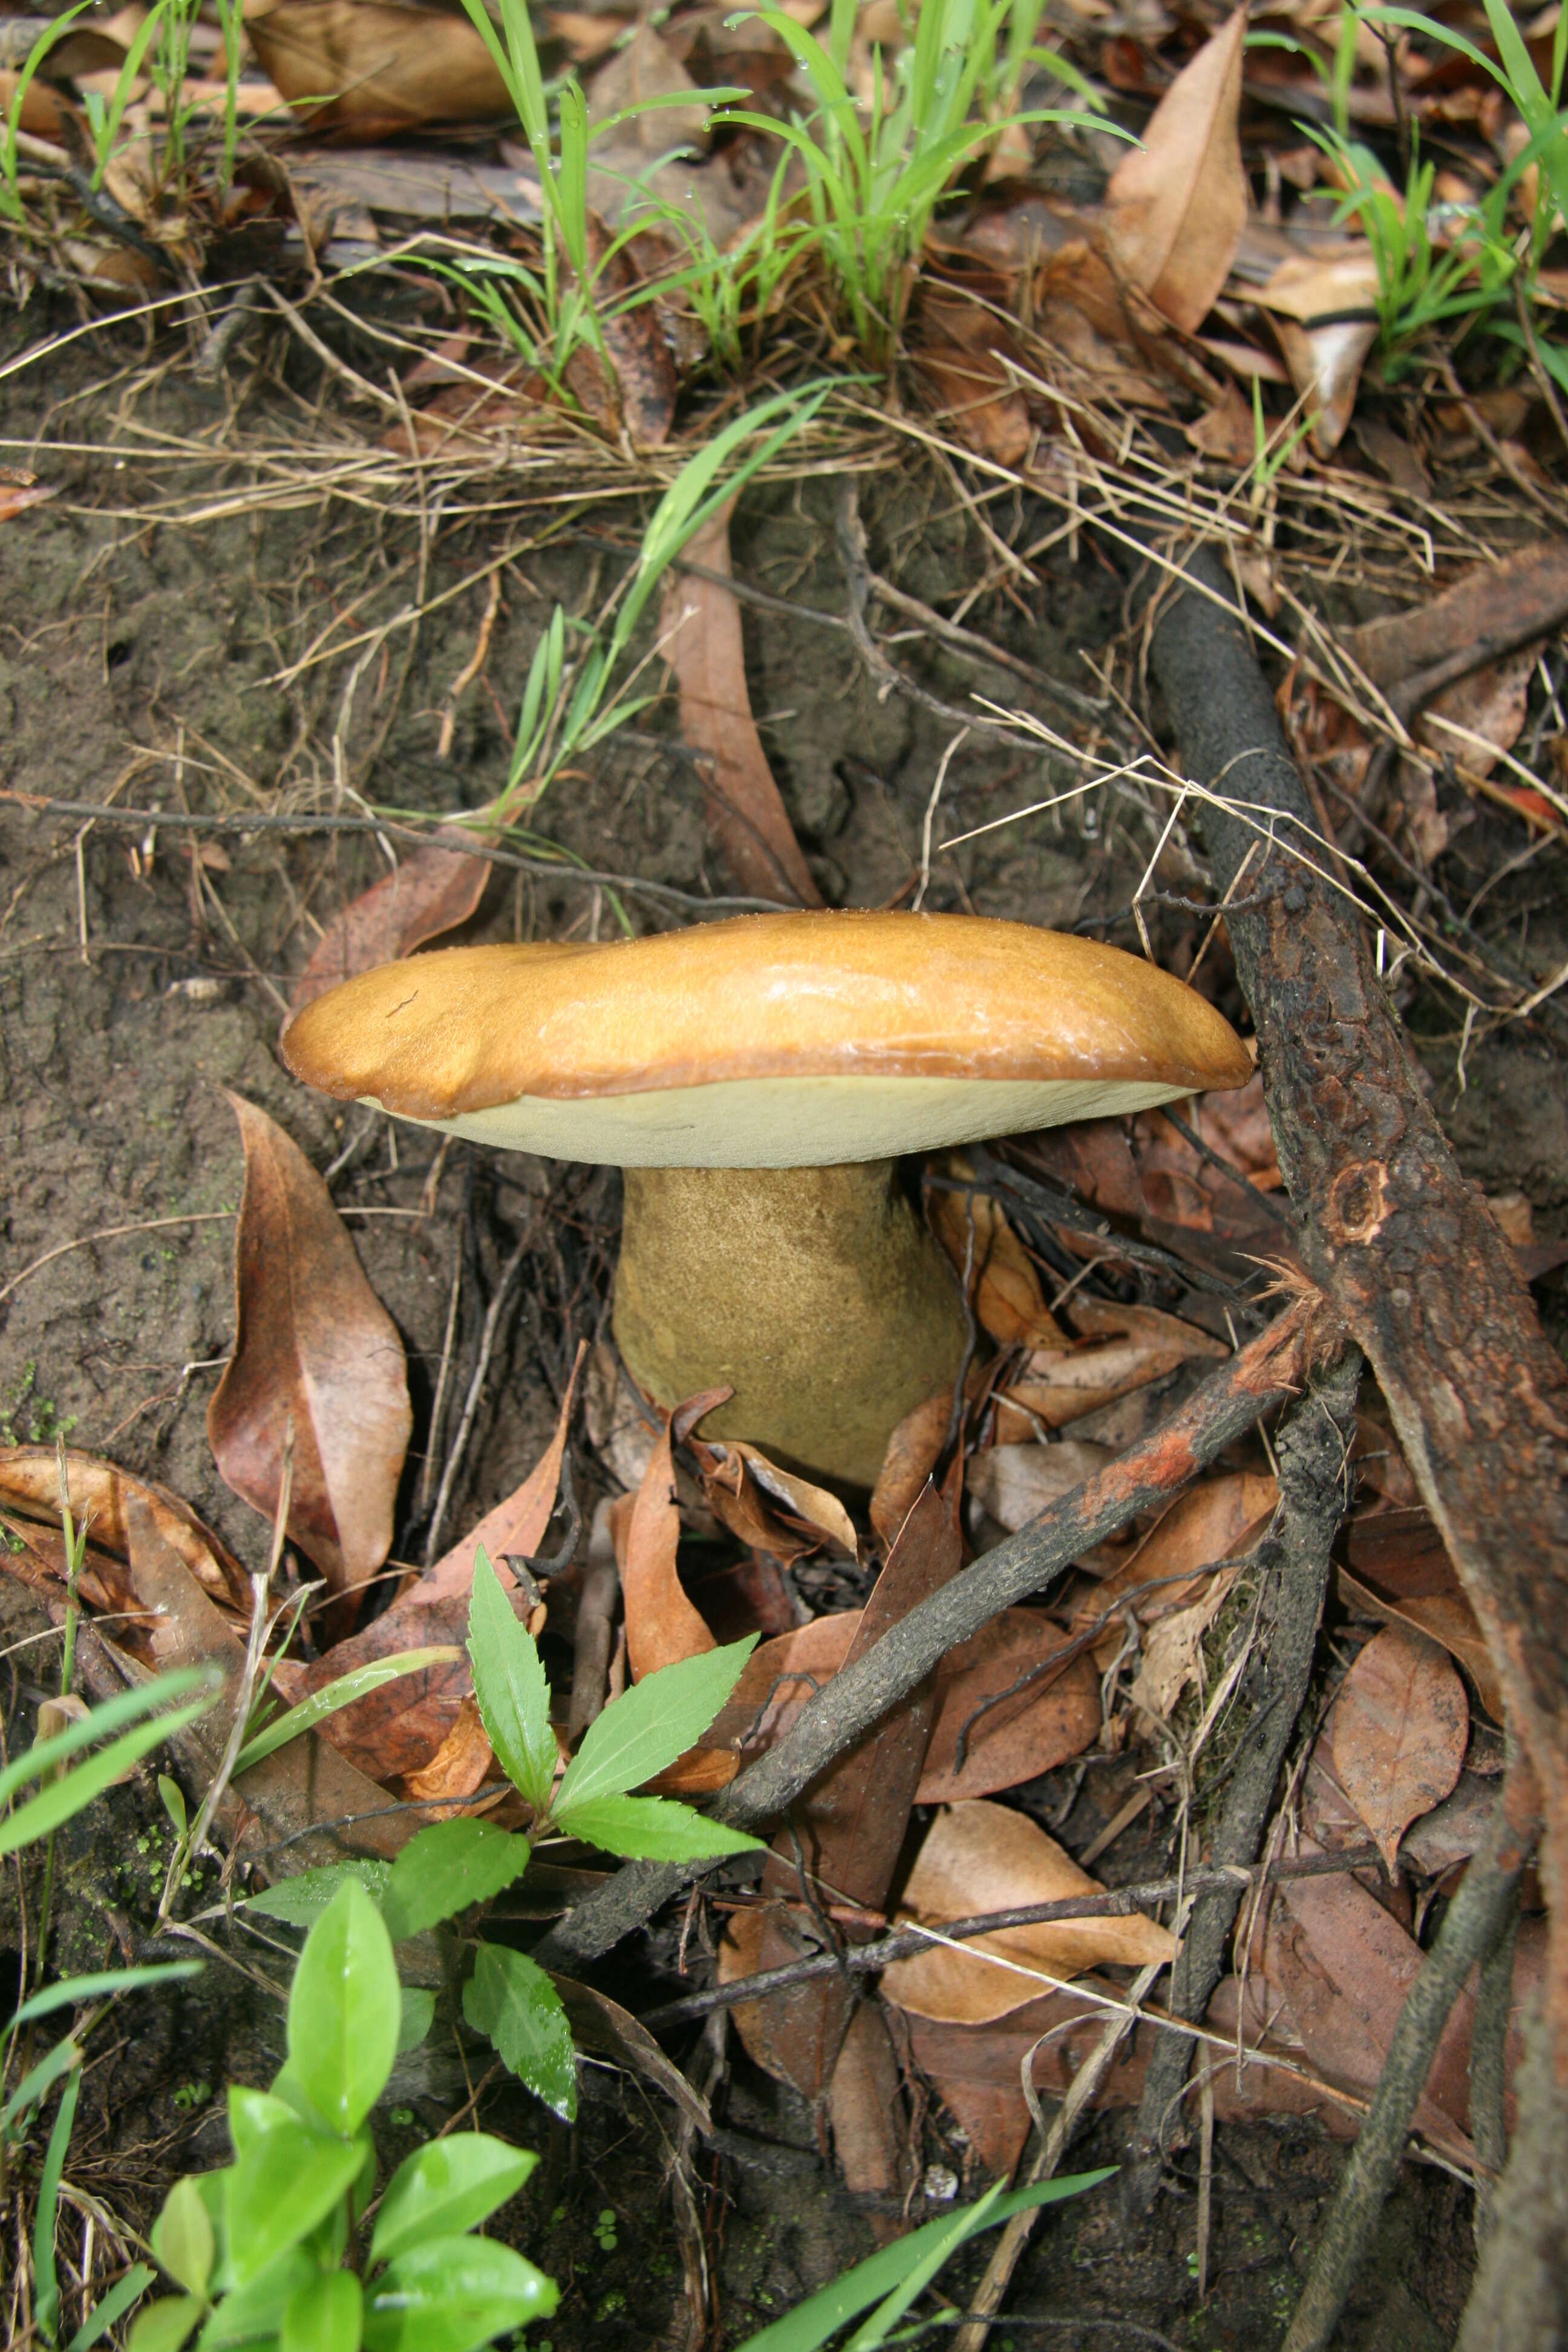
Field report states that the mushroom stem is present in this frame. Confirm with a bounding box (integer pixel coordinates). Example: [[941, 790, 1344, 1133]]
[[612, 1162, 971, 1489]]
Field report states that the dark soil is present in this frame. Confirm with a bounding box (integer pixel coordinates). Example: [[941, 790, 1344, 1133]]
[[3, 289, 1567, 2351]]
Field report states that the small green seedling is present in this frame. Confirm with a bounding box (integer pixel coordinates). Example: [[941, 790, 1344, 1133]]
[[131, 1881, 555, 2352], [243, 1544, 762, 2123]]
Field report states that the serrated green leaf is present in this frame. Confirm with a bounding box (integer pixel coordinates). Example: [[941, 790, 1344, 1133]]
[[281, 2270, 361, 2352], [554, 1792, 763, 1861], [371, 2137, 534, 2266], [467, 1548, 557, 1814], [241, 1861, 391, 1930], [128, 2296, 204, 2352], [554, 1638, 757, 1814], [379, 1820, 531, 1942], [287, 1883, 399, 2135], [363, 2234, 558, 2352], [462, 1944, 575, 2122], [152, 2176, 215, 2298]]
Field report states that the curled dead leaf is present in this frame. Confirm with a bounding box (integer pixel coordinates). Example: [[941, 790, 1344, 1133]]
[[1255, 250, 1381, 457], [880, 1800, 1175, 2023], [0, 1446, 251, 1632], [207, 1093, 413, 1604]]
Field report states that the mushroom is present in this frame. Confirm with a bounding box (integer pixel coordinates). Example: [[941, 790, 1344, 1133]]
[[279, 911, 1251, 1487]]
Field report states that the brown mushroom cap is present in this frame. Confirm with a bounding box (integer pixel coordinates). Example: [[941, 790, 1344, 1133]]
[[279, 910, 1252, 1168]]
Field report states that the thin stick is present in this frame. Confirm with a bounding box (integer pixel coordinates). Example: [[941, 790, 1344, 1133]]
[[1280, 1774, 1540, 2352], [0, 1212, 237, 1308], [423, 1229, 531, 1568]]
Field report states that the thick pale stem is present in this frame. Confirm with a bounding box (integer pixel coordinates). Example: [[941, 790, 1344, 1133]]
[[612, 1161, 970, 1488]]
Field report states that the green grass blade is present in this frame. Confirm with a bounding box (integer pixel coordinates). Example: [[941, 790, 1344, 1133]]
[[7, 1963, 204, 2040], [0, 1670, 212, 1813], [233, 1648, 459, 1776], [0, 1701, 212, 1856]]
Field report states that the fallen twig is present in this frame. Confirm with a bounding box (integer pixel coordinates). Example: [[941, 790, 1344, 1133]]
[[1122, 1348, 1362, 2211], [1280, 1771, 1540, 2352], [638, 1844, 1388, 2030]]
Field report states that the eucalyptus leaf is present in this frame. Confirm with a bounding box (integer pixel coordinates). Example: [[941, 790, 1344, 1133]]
[[287, 1883, 400, 2135], [462, 1944, 575, 2122], [281, 2270, 362, 2352], [362, 2234, 558, 2352], [553, 1791, 762, 1861], [553, 1639, 757, 1815], [466, 1548, 556, 1815], [371, 2137, 535, 2265], [379, 1819, 531, 1943], [241, 1861, 390, 1929]]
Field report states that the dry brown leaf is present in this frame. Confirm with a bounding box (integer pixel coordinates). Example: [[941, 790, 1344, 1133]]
[[1127, 1564, 1238, 1720], [1254, 249, 1381, 455], [870, 1387, 953, 1550], [1417, 643, 1540, 780], [1339, 1504, 1504, 1722], [659, 502, 821, 905], [1341, 544, 1568, 697], [0, 1446, 251, 1632], [1101, 7, 1249, 332], [287, 834, 490, 1014], [0, 470, 60, 523], [906, 1979, 1152, 2174], [881, 1800, 1175, 2023], [731, 1480, 963, 2100], [243, 0, 510, 135], [1076, 1470, 1277, 1665], [398, 1694, 494, 1810], [1331, 1622, 1469, 1873], [998, 1296, 1226, 1438], [931, 1177, 1067, 1353], [916, 1611, 1100, 1800], [967, 1440, 1114, 1531], [207, 1093, 411, 1606], [554, 1976, 714, 2135], [618, 1417, 715, 1680], [708, 1604, 1097, 1800], [116, 1496, 410, 1866], [273, 1351, 581, 1784], [694, 1439, 860, 1566], [827, 2001, 916, 2233]]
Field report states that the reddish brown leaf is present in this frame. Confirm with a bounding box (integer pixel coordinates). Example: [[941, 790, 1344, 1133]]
[[659, 502, 823, 906], [618, 1417, 716, 1680], [930, 1178, 1067, 1353], [1339, 1503, 1504, 1720], [1102, 7, 1249, 332], [287, 1365, 580, 1782], [881, 1800, 1175, 2023], [912, 342, 1031, 465], [708, 1604, 1098, 1801], [1074, 1470, 1277, 1667], [289, 834, 490, 1014], [998, 1298, 1227, 1439], [244, 0, 510, 136], [967, 1440, 1114, 1530], [398, 1695, 495, 1811], [1331, 1622, 1469, 1873], [207, 1094, 411, 1604]]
